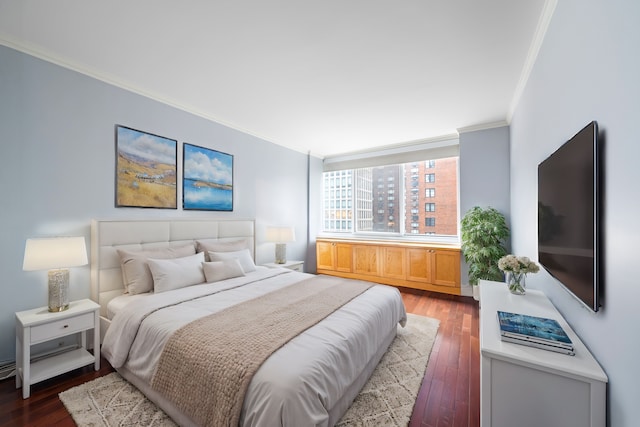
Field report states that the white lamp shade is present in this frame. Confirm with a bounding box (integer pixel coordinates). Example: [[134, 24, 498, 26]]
[[23, 237, 88, 271], [265, 226, 296, 243]]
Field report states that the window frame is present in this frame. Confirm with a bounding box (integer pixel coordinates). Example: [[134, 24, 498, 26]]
[[320, 154, 460, 243]]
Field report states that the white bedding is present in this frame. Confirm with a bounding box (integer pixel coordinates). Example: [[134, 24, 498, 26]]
[[106, 293, 146, 320], [101, 268, 406, 426], [105, 266, 273, 319]]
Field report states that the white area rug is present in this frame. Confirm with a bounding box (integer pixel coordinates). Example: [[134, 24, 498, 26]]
[[59, 313, 439, 427]]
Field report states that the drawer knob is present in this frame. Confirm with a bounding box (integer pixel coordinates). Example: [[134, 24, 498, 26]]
[[63, 325, 69, 328]]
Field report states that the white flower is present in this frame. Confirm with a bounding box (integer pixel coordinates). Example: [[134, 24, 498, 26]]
[[498, 254, 539, 274]]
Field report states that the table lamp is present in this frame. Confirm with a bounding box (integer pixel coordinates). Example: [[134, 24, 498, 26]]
[[23, 236, 88, 312], [266, 226, 295, 264]]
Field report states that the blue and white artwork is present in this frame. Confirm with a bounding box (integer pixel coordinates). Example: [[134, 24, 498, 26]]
[[182, 143, 233, 211]]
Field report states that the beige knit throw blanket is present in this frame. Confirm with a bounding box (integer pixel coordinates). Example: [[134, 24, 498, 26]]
[[150, 275, 373, 427]]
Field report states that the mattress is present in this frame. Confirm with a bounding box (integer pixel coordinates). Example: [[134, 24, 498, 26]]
[[105, 265, 272, 319], [101, 268, 406, 426]]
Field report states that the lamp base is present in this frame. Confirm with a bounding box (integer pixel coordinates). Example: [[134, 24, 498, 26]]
[[48, 269, 70, 312], [275, 243, 287, 264]]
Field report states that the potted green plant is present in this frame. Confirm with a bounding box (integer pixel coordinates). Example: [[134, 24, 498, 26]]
[[460, 206, 510, 299]]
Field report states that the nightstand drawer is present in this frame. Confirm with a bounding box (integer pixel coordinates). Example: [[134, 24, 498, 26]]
[[30, 312, 94, 343]]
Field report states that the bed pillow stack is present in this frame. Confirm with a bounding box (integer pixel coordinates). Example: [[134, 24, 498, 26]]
[[117, 244, 196, 295], [197, 239, 256, 283], [117, 239, 257, 294]]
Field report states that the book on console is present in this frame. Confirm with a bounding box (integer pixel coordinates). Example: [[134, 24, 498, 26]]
[[497, 310, 574, 351], [501, 335, 575, 355]]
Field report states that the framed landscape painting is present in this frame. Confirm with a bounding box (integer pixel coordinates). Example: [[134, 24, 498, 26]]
[[183, 143, 233, 211], [115, 125, 177, 209]]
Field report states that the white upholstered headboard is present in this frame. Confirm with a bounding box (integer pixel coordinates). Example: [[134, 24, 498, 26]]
[[90, 218, 255, 331]]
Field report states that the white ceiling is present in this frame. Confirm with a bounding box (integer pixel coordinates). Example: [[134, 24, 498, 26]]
[[0, 0, 552, 158]]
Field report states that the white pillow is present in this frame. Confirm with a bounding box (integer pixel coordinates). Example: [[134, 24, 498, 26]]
[[202, 258, 246, 283], [147, 252, 206, 293], [208, 249, 256, 273], [117, 244, 196, 294], [196, 239, 248, 261]]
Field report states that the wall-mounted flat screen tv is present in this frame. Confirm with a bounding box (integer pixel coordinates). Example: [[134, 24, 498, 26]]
[[538, 121, 601, 312]]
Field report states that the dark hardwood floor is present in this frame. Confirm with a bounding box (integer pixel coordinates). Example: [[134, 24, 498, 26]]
[[402, 288, 480, 427], [0, 288, 480, 427]]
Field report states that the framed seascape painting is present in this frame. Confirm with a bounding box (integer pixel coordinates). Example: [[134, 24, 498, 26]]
[[115, 125, 177, 209], [183, 143, 233, 211]]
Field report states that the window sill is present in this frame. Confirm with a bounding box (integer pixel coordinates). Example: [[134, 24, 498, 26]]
[[317, 233, 460, 248]]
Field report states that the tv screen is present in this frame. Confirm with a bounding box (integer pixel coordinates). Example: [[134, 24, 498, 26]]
[[538, 121, 601, 312]]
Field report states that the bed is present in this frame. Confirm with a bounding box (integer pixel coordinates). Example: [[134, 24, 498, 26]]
[[91, 218, 407, 427]]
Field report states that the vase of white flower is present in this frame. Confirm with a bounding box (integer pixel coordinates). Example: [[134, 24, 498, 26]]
[[506, 271, 527, 295], [498, 254, 540, 295]]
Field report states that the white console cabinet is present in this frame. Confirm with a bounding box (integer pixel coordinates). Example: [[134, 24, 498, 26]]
[[479, 280, 607, 427]]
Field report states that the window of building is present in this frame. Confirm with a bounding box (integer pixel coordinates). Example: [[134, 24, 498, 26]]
[[321, 156, 459, 238]]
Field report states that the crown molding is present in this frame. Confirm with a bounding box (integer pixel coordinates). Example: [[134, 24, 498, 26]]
[[322, 133, 460, 162], [507, 0, 558, 121], [0, 35, 304, 153], [457, 121, 509, 135]]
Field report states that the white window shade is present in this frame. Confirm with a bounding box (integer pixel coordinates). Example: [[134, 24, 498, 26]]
[[323, 135, 459, 172]]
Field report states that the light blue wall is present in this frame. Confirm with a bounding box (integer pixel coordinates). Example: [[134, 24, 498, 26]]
[[306, 153, 323, 274], [459, 126, 511, 286], [510, 1, 640, 425], [0, 45, 321, 364]]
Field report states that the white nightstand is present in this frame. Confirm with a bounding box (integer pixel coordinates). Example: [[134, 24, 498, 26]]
[[263, 260, 304, 272], [15, 299, 100, 399]]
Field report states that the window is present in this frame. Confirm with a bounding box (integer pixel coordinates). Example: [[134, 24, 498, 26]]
[[321, 157, 459, 237]]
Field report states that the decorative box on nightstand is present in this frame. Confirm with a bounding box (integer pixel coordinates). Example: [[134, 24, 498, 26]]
[[263, 260, 304, 272], [15, 299, 100, 399]]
